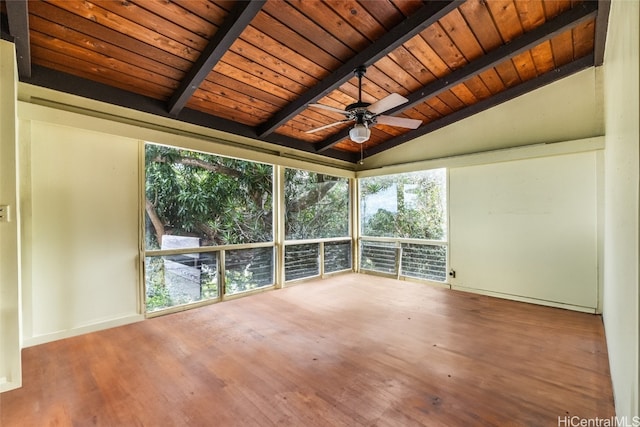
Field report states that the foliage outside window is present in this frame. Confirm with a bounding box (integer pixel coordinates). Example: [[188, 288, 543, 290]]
[[360, 241, 397, 274], [400, 243, 447, 281], [145, 252, 218, 312], [360, 169, 447, 240], [360, 169, 447, 282], [324, 241, 352, 273], [284, 169, 351, 281], [145, 144, 273, 249], [225, 247, 274, 295], [144, 144, 274, 311], [285, 169, 349, 240], [285, 244, 320, 281]]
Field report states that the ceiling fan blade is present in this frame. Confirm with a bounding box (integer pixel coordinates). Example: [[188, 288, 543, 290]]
[[306, 120, 351, 134], [308, 103, 348, 115], [376, 115, 422, 129], [368, 93, 409, 114]]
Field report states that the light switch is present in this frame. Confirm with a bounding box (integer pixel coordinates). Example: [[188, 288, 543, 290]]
[[0, 205, 10, 222]]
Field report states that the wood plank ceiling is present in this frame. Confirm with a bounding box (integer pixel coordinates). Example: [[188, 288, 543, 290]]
[[1, 0, 609, 163]]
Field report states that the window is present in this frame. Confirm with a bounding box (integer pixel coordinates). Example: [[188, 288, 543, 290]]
[[284, 169, 351, 281], [143, 143, 447, 312], [145, 144, 273, 249], [400, 243, 447, 282], [285, 244, 319, 281], [359, 169, 447, 281], [324, 241, 352, 273], [284, 169, 349, 240], [144, 144, 274, 311], [225, 247, 274, 295], [145, 252, 218, 312], [360, 169, 446, 240]]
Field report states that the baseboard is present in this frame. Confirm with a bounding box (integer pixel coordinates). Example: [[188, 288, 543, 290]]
[[358, 270, 452, 290], [23, 314, 145, 348], [0, 377, 22, 394], [450, 285, 598, 314]]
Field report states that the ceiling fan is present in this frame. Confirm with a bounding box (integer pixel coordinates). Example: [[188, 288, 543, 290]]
[[306, 65, 422, 144]]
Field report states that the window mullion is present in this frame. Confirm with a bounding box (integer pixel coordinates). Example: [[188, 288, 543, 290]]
[[274, 165, 285, 288]]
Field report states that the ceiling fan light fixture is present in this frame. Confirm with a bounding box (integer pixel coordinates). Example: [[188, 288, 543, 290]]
[[349, 122, 370, 144]]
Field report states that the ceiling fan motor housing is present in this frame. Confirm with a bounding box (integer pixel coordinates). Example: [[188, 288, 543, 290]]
[[345, 101, 370, 111]]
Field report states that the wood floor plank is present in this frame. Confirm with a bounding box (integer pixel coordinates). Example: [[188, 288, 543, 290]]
[[0, 274, 614, 426]]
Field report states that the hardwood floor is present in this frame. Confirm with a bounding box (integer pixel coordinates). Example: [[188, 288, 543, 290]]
[[1, 274, 614, 426]]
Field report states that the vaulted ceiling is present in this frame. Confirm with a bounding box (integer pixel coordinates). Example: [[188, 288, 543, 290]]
[[1, 0, 609, 163]]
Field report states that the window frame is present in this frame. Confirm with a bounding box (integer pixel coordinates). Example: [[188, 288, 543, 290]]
[[282, 167, 353, 283], [357, 168, 449, 283], [141, 141, 449, 316], [142, 142, 277, 315]]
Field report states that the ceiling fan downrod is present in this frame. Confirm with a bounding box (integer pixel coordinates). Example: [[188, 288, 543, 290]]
[[347, 66, 370, 111], [355, 65, 366, 103]]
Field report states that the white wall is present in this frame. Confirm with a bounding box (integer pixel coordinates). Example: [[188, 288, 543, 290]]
[[449, 151, 600, 311], [20, 121, 142, 346], [14, 98, 354, 347], [602, 0, 640, 418], [0, 40, 22, 392]]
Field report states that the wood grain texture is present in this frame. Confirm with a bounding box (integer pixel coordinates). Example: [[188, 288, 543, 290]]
[[19, 0, 600, 158], [0, 274, 614, 426]]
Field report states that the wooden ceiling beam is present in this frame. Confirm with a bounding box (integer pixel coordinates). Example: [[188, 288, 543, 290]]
[[22, 65, 356, 163], [167, 1, 265, 116], [364, 54, 595, 159], [594, 0, 611, 66], [314, 0, 599, 153], [5, 0, 31, 78], [255, 0, 461, 138]]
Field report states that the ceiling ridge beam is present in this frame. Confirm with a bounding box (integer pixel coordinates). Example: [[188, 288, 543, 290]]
[[314, 0, 599, 153], [255, 0, 461, 138], [5, 0, 31, 78], [364, 54, 595, 159], [167, 1, 265, 116]]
